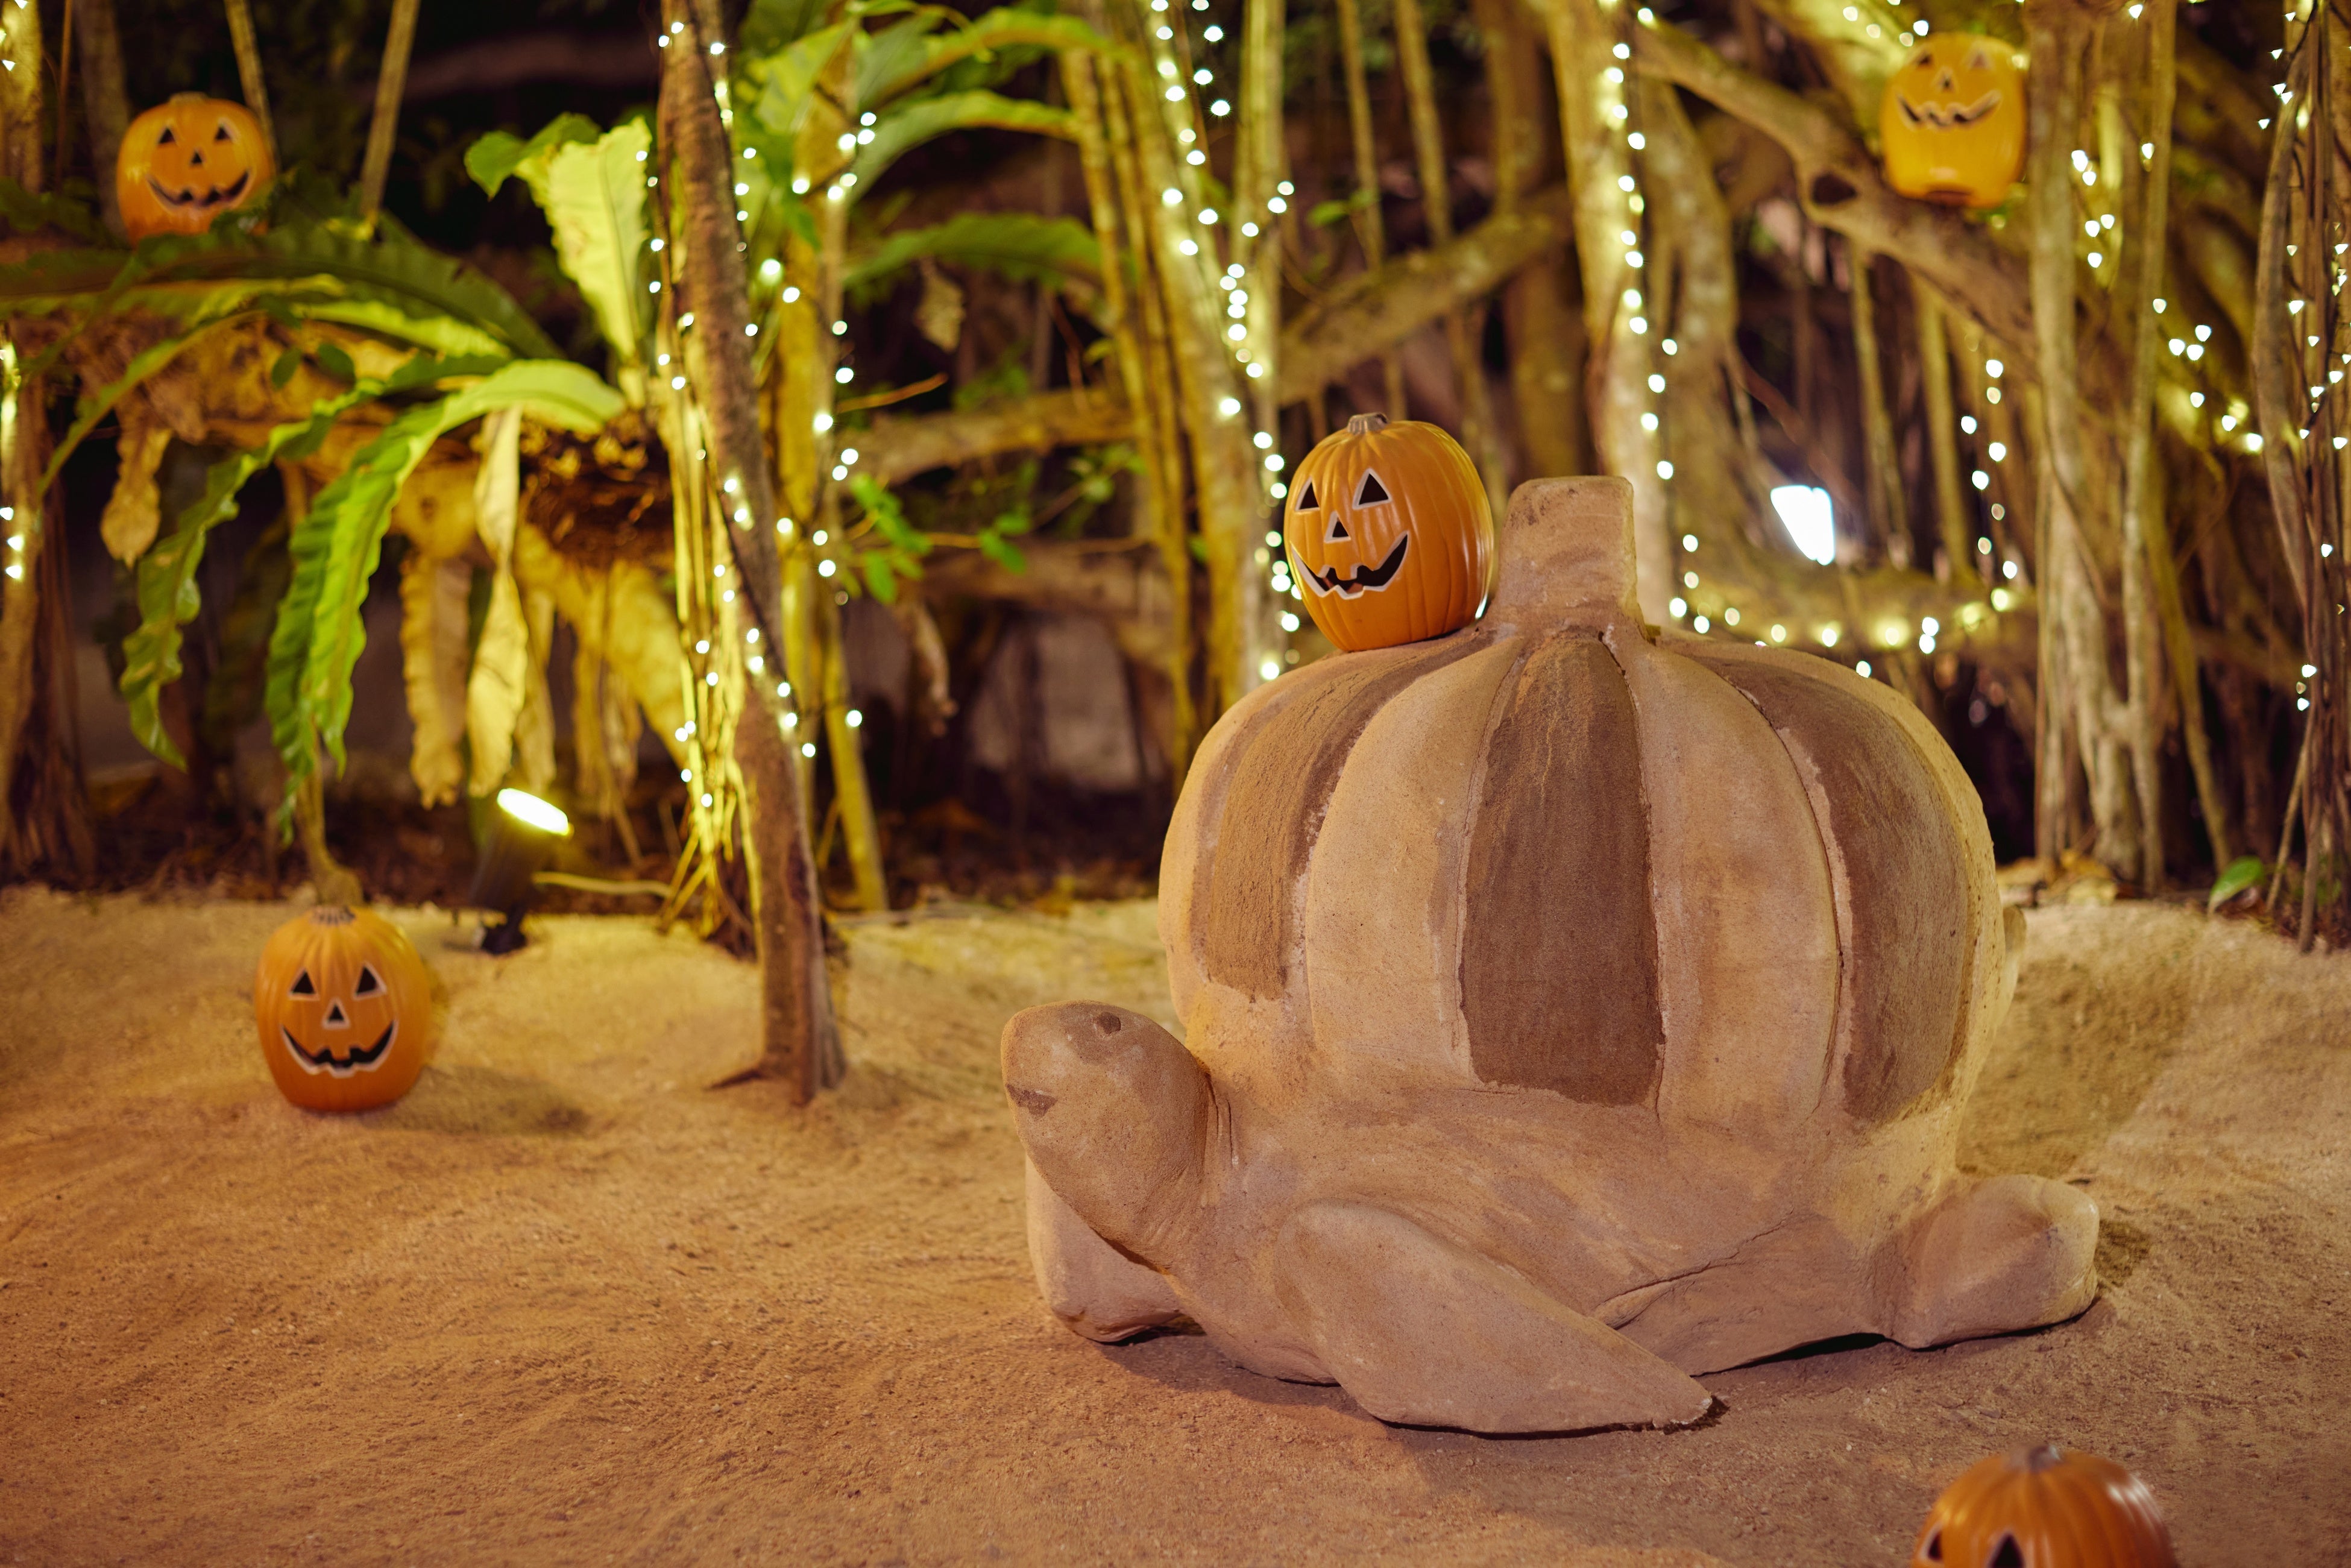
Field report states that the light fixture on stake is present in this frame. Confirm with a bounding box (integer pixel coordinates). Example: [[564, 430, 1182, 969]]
[[470, 789, 574, 954]]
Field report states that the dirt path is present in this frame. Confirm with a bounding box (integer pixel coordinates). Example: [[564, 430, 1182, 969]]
[[0, 889, 2344, 1566]]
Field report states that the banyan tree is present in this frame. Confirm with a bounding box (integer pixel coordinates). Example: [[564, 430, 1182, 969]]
[[0, 0, 2340, 1097]]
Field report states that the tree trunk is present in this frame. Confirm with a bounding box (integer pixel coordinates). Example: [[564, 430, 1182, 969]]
[[1092, 46, 1199, 770], [1062, 48, 1195, 776], [1236, 0, 1286, 451], [2025, 0, 2138, 879], [818, 590, 887, 912], [1478, 0, 1587, 480], [2117, 0, 2177, 884], [1333, 0, 1406, 414], [74, 0, 129, 238], [1849, 245, 1909, 567], [222, 0, 277, 161], [359, 0, 421, 228], [1914, 291, 1975, 581], [1541, 0, 1672, 621], [0, 0, 51, 872], [1392, 0, 1509, 511], [660, 0, 842, 1100], [1113, 32, 1269, 717]]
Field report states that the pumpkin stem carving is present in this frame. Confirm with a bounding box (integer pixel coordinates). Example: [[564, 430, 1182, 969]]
[[1344, 412, 1390, 435], [1484, 474, 1644, 635]]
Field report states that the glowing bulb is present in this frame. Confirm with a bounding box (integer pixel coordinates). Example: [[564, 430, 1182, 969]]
[[1771, 485, 1836, 565]]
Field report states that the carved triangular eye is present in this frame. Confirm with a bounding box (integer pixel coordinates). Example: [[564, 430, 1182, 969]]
[[1355, 470, 1390, 505], [1293, 478, 1319, 510], [353, 965, 384, 998], [1967, 48, 1990, 72], [289, 970, 316, 998], [158, 126, 177, 145], [1988, 1534, 2024, 1568], [1327, 516, 1351, 541], [1914, 50, 1933, 68], [215, 122, 234, 142], [1922, 1527, 1943, 1562]]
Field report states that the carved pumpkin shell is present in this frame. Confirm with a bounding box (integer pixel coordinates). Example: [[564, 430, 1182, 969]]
[[1161, 476, 2009, 1137], [1285, 414, 1492, 652], [1911, 1446, 2177, 1568], [253, 905, 434, 1113], [1880, 37, 2027, 210], [118, 94, 274, 241]]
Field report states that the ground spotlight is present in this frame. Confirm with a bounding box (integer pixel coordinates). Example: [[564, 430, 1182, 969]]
[[470, 789, 572, 954]]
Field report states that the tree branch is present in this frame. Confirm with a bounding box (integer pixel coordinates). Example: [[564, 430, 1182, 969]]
[[1278, 183, 1574, 400], [856, 388, 1134, 486], [1630, 17, 2041, 373]]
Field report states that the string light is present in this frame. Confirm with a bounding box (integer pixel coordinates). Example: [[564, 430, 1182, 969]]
[[1169, 4, 1292, 667]]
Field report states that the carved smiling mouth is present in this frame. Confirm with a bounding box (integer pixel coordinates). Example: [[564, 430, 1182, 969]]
[[281, 1022, 395, 1076], [148, 168, 252, 212], [1894, 90, 2004, 130], [1301, 534, 1409, 598]]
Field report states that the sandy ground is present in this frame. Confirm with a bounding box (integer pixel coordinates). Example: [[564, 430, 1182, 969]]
[[0, 889, 2345, 1567]]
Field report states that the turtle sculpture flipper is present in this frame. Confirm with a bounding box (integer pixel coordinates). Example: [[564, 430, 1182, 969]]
[[1004, 1001, 1714, 1433], [1006, 476, 2098, 1435], [1273, 1203, 1713, 1432]]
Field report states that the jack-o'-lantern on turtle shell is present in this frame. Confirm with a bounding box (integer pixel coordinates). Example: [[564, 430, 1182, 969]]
[[254, 905, 435, 1113], [1880, 36, 2027, 210], [1284, 412, 1493, 653], [116, 93, 274, 241]]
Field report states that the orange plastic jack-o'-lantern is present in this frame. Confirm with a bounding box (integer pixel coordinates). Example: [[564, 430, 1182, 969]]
[[1880, 36, 2027, 210], [116, 93, 274, 241], [1285, 413, 1491, 652], [253, 906, 434, 1113], [1912, 1446, 2177, 1568]]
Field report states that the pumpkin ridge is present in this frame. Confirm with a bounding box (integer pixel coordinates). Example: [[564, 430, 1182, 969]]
[[1459, 632, 1662, 1105], [1692, 646, 1981, 1124], [1200, 638, 1479, 1000], [1299, 633, 1525, 1083], [1174, 660, 1334, 985], [1602, 629, 1841, 1132], [1692, 647, 1974, 1124]]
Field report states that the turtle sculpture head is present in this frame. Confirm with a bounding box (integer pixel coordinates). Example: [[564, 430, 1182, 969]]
[[1003, 476, 2097, 1435]]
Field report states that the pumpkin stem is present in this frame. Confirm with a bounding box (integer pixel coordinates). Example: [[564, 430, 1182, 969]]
[[2016, 1444, 2066, 1473], [308, 905, 358, 926], [1345, 412, 1390, 435]]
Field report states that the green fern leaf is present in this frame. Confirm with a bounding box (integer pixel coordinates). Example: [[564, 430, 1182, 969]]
[[119, 355, 500, 766], [265, 361, 623, 789]]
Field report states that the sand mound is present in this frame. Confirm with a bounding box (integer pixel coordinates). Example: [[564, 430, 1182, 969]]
[[0, 890, 2344, 1564]]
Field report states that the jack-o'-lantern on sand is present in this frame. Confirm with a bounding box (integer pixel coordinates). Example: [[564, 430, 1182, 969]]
[[254, 906, 434, 1113], [116, 94, 274, 241], [1284, 413, 1492, 652], [1912, 1446, 2177, 1568], [1004, 476, 2099, 1435], [1880, 37, 2027, 210]]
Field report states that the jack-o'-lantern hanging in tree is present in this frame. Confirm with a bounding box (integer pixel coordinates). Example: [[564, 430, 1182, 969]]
[[1880, 36, 2027, 210], [1912, 1446, 2177, 1568], [116, 93, 274, 241], [1284, 413, 1492, 652], [254, 906, 435, 1113]]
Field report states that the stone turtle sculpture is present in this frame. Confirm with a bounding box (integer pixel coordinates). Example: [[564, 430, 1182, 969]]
[[1004, 476, 2098, 1434]]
